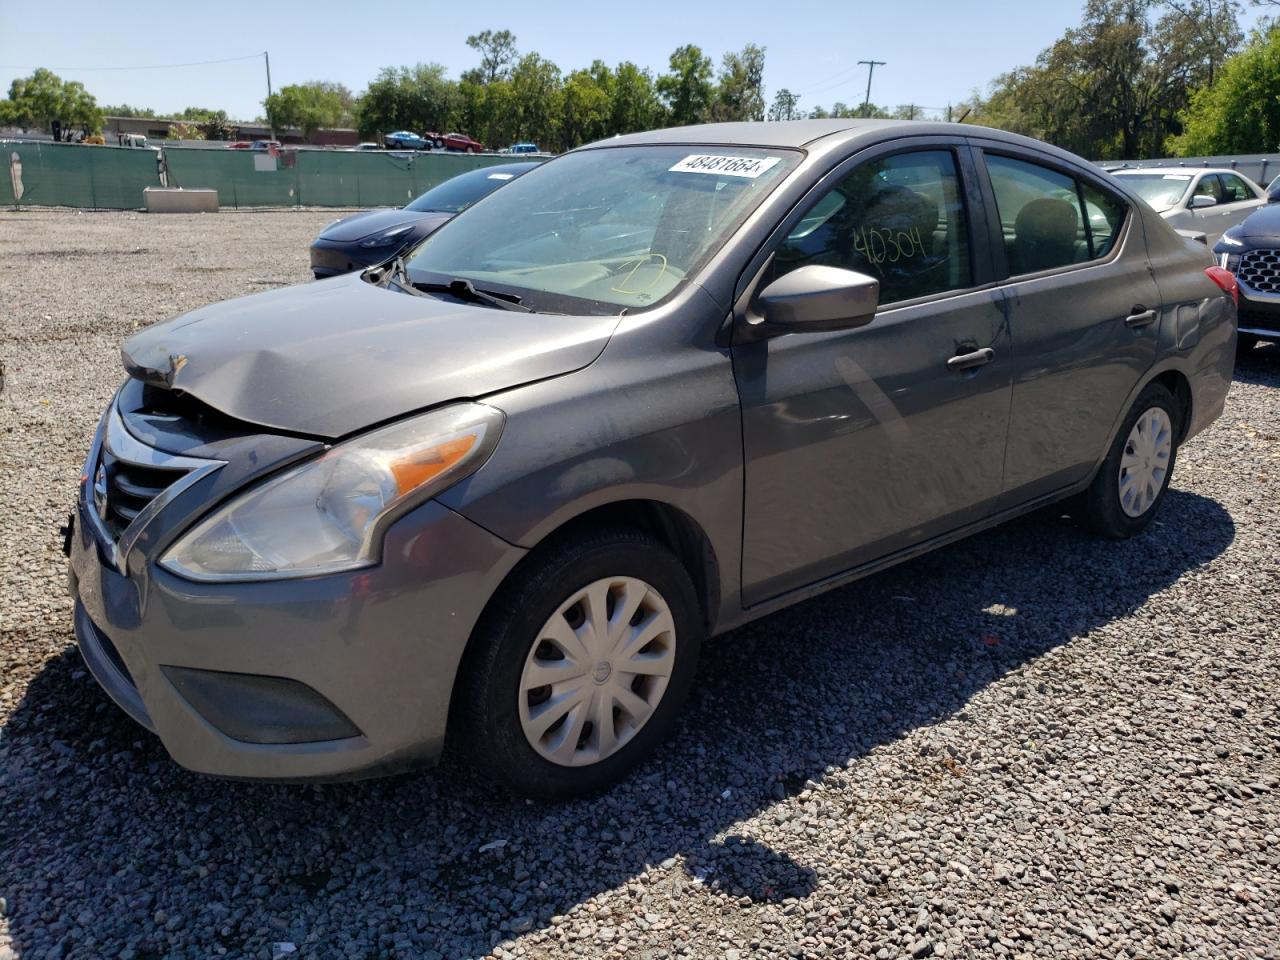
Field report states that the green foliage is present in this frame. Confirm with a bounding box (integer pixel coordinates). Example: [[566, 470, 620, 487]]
[[768, 88, 802, 121], [101, 104, 157, 119], [656, 45, 714, 126], [965, 0, 1245, 159], [1172, 25, 1280, 153], [1, 68, 103, 139], [466, 29, 519, 84], [355, 64, 459, 141], [177, 106, 234, 141], [265, 82, 350, 139], [166, 121, 204, 141], [709, 45, 766, 122]]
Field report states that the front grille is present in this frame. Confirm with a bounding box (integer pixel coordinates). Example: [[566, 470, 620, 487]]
[[1236, 248, 1280, 294], [94, 449, 188, 541], [87, 401, 224, 572]]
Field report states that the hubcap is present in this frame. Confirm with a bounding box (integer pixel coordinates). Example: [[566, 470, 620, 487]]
[[518, 576, 676, 767], [1118, 406, 1173, 518]]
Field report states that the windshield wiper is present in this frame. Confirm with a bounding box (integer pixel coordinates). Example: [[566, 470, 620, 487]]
[[378, 256, 430, 296], [412, 277, 535, 313]]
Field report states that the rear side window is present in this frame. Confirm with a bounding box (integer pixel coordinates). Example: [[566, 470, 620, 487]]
[[767, 149, 972, 305], [1218, 173, 1253, 202], [986, 154, 1127, 275]]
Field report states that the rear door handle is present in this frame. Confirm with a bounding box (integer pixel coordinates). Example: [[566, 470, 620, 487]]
[[1125, 306, 1157, 328], [947, 347, 995, 371]]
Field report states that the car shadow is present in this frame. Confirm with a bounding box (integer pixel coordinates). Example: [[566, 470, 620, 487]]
[[1234, 338, 1280, 386], [1, 490, 1234, 959]]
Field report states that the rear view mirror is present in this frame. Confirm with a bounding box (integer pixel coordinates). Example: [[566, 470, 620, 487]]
[[752, 265, 880, 335], [1190, 194, 1217, 209]]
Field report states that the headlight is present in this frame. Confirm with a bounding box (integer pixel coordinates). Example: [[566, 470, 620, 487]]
[[359, 224, 414, 248], [160, 403, 503, 582]]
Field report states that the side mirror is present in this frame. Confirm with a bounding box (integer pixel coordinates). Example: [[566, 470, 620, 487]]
[[751, 265, 880, 336], [1267, 184, 1280, 204], [1190, 194, 1217, 209]]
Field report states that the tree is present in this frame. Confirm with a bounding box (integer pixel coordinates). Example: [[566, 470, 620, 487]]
[[508, 53, 563, 145], [466, 29, 519, 84], [1172, 25, 1280, 153], [965, 0, 1247, 159], [178, 106, 234, 140], [609, 61, 661, 135], [101, 104, 157, 118], [0, 68, 102, 140], [560, 65, 611, 149], [656, 45, 714, 126], [709, 44, 766, 122], [767, 88, 802, 121], [265, 82, 348, 138], [355, 65, 460, 140]]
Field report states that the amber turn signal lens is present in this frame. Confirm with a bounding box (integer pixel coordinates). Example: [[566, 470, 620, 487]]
[[389, 434, 478, 497]]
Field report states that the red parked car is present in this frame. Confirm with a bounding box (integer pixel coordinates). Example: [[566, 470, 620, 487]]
[[440, 132, 485, 153]]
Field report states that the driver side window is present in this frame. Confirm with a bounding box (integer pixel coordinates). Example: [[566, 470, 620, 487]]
[[1193, 176, 1221, 206], [766, 149, 972, 305]]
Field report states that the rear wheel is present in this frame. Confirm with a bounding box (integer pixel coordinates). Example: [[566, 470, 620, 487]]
[[455, 528, 702, 799], [1077, 383, 1179, 538]]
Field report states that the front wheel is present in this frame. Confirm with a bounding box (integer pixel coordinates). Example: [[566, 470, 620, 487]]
[[454, 528, 703, 799], [1077, 383, 1179, 538]]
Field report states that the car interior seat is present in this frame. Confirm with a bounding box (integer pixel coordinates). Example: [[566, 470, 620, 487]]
[[1011, 198, 1080, 275]]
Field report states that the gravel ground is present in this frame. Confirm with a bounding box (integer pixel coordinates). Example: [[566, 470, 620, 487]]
[[1, 207, 1278, 960]]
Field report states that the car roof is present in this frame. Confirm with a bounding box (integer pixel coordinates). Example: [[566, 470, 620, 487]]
[[1111, 167, 1237, 177], [578, 119, 1104, 166]]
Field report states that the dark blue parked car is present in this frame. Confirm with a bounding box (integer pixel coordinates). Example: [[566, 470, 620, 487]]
[[309, 162, 540, 278]]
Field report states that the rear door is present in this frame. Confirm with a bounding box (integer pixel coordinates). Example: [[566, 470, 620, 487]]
[[1213, 172, 1267, 239], [733, 141, 1013, 605], [971, 143, 1160, 503]]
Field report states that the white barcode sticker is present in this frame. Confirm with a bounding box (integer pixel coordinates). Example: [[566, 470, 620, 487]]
[[669, 154, 781, 179]]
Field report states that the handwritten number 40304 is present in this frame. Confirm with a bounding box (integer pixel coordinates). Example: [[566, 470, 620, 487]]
[[852, 225, 926, 273]]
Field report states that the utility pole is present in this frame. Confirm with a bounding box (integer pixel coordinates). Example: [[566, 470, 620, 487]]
[[264, 51, 274, 139], [858, 60, 885, 118]]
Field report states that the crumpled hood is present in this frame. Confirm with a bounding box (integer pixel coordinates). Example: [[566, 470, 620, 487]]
[[318, 208, 452, 242], [121, 272, 621, 438]]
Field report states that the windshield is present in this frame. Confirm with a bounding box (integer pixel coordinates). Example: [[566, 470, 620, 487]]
[[406, 145, 800, 312], [1115, 173, 1192, 211], [405, 163, 536, 214]]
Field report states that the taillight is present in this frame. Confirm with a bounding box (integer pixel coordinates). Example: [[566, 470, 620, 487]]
[[1205, 265, 1239, 307]]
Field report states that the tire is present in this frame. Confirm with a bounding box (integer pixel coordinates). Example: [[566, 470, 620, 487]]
[[433, 138, 444, 149], [1077, 382, 1180, 538], [468, 146, 479, 154], [454, 527, 702, 800]]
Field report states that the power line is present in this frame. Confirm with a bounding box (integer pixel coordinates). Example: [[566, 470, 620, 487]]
[[0, 53, 264, 72]]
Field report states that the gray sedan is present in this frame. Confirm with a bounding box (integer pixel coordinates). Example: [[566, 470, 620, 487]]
[[69, 120, 1236, 799], [1112, 167, 1266, 245]]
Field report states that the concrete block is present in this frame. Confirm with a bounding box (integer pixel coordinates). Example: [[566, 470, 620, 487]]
[[144, 187, 218, 213]]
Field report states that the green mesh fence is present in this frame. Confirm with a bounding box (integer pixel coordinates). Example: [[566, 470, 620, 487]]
[[2, 140, 161, 209], [2, 140, 525, 210]]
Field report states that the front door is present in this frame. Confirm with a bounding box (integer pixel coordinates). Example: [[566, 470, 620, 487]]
[[734, 146, 1012, 606]]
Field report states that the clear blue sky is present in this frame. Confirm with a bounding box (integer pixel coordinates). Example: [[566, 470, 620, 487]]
[[0, 0, 1269, 122]]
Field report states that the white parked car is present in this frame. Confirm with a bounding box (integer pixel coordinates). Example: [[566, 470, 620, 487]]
[[1111, 167, 1266, 245]]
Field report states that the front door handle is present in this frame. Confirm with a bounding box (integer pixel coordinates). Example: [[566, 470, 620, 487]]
[[947, 347, 995, 371], [1125, 306, 1157, 328]]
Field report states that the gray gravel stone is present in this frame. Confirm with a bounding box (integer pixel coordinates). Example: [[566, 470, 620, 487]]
[[2, 209, 1279, 958]]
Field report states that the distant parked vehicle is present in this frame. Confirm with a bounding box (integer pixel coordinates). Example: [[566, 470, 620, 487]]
[[351, 142, 382, 151], [250, 140, 282, 152], [1112, 167, 1266, 245], [384, 131, 431, 150], [506, 142, 540, 154], [309, 161, 539, 278], [227, 141, 251, 149], [441, 132, 485, 153]]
